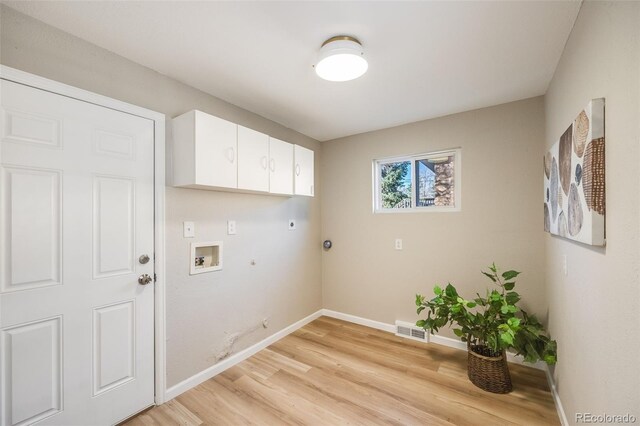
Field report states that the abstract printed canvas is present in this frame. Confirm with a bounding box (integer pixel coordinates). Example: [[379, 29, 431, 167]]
[[543, 98, 605, 246]]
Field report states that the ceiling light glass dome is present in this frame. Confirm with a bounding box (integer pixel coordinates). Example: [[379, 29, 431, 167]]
[[315, 36, 368, 82]]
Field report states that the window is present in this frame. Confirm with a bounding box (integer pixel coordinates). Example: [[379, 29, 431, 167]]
[[373, 149, 461, 212]]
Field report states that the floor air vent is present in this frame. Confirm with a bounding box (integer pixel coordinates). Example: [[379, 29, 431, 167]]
[[395, 321, 428, 342]]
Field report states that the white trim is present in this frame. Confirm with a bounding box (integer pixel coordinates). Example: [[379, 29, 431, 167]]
[[163, 307, 564, 426], [426, 333, 546, 370], [325, 310, 566, 423], [320, 309, 396, 333], [153, 119, 167, 405], [321, 310, 546, 371], [503, 351, 547, 370], [0, 66, 164, 122], [545, 367, 569, 426], [373, 207, 461, 214], [0, 66, 168, 405], [428, 333, 468, 350], [410, 155, 417, 209], [164, 309, 323, 401], [324, 310, 543, 365]]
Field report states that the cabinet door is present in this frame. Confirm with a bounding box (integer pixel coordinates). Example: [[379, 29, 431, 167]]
[[238, 125, 269, 192], [195, 111, 238, 188], [294, 145, 314, 197], [269, 137, 293, 195]]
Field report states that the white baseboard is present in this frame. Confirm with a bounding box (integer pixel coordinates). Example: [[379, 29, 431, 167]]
[[428, 334, 546, 370], [163, 308, 565, 426], [428, 333, 467, 350], [164, 309, 323, 401], [320, 309, 396, 333], [321, 310, 563, 424], [545, 367, 569, 426], [506, 353, 546, 370], [320, 311, 545, 371]]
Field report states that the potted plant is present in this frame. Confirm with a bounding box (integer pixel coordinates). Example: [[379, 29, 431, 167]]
[[415, 264, 557, 393]]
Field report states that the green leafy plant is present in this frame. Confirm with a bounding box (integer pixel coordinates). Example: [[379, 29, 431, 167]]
[[415, 264, 557, 364]]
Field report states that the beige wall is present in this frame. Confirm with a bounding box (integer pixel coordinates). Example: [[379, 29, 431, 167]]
[[544, 1, 640, 422], [4, 2, 640, 420], [321, 97, 547, 334], [0, 5, 323, 387]]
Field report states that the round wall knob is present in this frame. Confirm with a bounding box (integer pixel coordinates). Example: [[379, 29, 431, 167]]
[[323, 240, 332, 250], [138, 274, 153, 285]]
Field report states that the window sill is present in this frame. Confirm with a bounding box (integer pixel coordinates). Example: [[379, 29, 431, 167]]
[[373, 206, 461, 214]]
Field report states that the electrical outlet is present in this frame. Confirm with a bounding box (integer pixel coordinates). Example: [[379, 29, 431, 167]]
[[227, 220, 236, 235], [395, 239, 403, 250], [288, 219, 296, 230], [183, 221, 195, 238]]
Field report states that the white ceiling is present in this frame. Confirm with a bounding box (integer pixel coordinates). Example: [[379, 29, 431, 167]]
[[5, 1, 581, 141]]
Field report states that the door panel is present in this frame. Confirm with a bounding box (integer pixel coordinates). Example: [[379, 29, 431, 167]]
[[93, 129, 136, 161], [1, 166, 62, 292], [2, 109, 62, 148], [268, 137, 293, 195], [294, 144, 314, 197], [237, 125, 269, 191], [0, 79, 155, 425], [195, 111, 237, 188], [93, 301, 135, 396], [1, 317, 62, 426], [92, 175, 135, 279]]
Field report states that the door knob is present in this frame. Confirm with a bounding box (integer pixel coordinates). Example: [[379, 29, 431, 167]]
[[138, 274, 153, 285]]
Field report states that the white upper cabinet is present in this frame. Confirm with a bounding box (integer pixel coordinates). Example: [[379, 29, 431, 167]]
[[268, 137, 294, 195], [237, 126, 269, 192], [294, 144, 314, 197], [172, 110, 313, 197], [173, 110, 238, 189]]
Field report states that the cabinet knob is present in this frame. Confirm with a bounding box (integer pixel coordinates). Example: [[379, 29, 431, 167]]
[[269, 158, 275, 172], [226, 147, 235, 163], [261, 156, 268, 170], [295, 164, 301, 176]]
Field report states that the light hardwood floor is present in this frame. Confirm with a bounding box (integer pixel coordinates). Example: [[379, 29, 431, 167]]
[[125, 316, 559, 425]]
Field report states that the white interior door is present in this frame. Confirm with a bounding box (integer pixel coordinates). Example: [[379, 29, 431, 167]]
[[0, 79, 155, 425]]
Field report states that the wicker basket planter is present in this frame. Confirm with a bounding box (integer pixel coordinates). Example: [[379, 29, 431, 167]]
[[416, 266, 558, 393], [467, 343, 513, 394]]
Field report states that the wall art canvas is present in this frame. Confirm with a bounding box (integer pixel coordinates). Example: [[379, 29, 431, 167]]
[[543, 98, 605, 246]]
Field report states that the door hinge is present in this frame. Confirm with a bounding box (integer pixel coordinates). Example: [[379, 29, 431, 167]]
[[154, 273, 157, 283]]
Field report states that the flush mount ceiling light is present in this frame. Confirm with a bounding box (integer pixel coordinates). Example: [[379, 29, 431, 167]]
[[314, 36, 368, 82]]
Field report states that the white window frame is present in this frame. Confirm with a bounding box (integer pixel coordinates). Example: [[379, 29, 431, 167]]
[[372, 148, 461, 213]]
